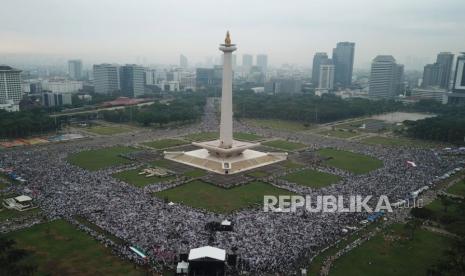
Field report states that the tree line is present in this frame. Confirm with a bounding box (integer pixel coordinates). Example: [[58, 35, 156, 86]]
[[102, 94, 206, 127], [233, 90, 403, 123], [0, 109, 57, 139]]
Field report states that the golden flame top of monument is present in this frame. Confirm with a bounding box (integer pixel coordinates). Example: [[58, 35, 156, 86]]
[[225, 31, 231, 46]]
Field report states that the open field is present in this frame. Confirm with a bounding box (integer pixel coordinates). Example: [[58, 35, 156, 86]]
[[446, 179, 465, 197], [68, 146, 137, 171], [317, 130, 359, 139], [329, 224, 452, 276], [262, 140, 307, 151], [183, 169, 207, 178], [282, 169, 341, 188], [142, 138, 189, 149], [282, 160, 305, 169], [155, 181, 294, 213], [361, 136, 437, 148], [84, 125, 133, 135], [244, 118, 312, 131], [113, 168, 175, 187], [6, 220, 142, 275], [247, 171, 270, 178], [184, 132, 264, 142], [317, 148, 383, 174], [425, 197, 465, 236], [370, 112, 436, 123]]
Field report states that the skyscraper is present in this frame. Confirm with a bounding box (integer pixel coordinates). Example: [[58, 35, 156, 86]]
[[332, 42, 355, 88], [436, 52, 454, 89], [368, 55, 398, 99], [93, 64, 120, 95], [0, 65, 23, 105], [452, 53, 465, 93], [318, 63, 335, 91], [68, 59, 83, 80], [312, 52, 329, 87], [422, 52, 454, 89], [180, 54, 188, 68], [256, 54, 268, 72], [120, 65, 145, 98], [242, 54, 253, 69]]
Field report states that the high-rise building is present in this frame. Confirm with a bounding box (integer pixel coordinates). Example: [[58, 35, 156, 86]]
[[242, 54, 253, 69], [119, 65, 145, 98], [145, 69, 157, 85], [318, 63, 335, 91], [332, 42, 355, 88], [0, 65, 23, 105], [256, 54, 268, 72], [312, 52, 329, 87], [446, 53, 465, 104], [196, 68, 215, 90], [68, 60, 83, 80], [368, 55, 399, 99], [42, 92, 72, 107], [93, 64, 120, 95], [180, 54, 188, 68], [436, 52, 454, 89], [422, 52, 454, 89]]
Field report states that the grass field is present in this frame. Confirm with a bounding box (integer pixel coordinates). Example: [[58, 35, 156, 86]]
[[68, 146, 138, 171], [425, 197, 465, 236], [282, 160, 304, 169], [142, 139, 188, 149], [113, 168, 174, 188], [85, 125, 133, 135], [446, 179, 465, 197], [247, 171, 270, 178], [262, 140, 307, 151], [6, 220, 142, 275], [282, 169, 341, 188], [155, 181, 294, 213], [317, 148, 383, 174], [184, 132, 263, 142], [329, 224, 452, 276], [361, 136, 436, 148], [244, 118, 312, 131], [183, 169, 207, 178], [317, 130, 359, 139]]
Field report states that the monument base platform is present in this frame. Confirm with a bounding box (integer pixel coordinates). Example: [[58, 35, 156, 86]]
[[164, 148, 287, 175]]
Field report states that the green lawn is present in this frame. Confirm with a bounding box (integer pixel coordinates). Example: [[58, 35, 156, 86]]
[[150, 159, 174, 169], [329, 224, 452, 276], [282, 169, 341, 188], [361, 136, 435, 148], [425, 197, 465, 236], [68, 146, 138, 171], [262, 140, 307, 151], [317, 148, 383, 174], [318, 130, 359, 139], [85, 125, 133, 135], [184, 132, 263, 142], [244, 118, 312, 131], [247, 171, 270, 178], [142, 139, 188, 149], [282, 161, 304, 169], [6, 220, 142, 275], [113, 168, 174, 188], [446, 179, 465, 197], [155, 181, 294, 213], [183, 169, 207, 178]]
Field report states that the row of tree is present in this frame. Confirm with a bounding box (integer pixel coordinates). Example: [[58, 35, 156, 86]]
[[233, 91, 403, 123], [0, 109, 57, 139], [102, 94, 206, 127]]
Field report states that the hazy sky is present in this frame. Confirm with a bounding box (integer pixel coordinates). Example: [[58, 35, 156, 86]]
[[1, 0, 464, 68]]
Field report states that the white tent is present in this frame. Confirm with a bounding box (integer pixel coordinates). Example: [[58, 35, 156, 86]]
[[176, 261, 189, 274], [188, 246, 226, 261], [221, 219, 231, 226], [15, 195, 32, 202]]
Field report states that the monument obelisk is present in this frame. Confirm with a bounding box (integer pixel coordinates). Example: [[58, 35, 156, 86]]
[[164, 32, 287, 174], [219, 31, 236, 149]]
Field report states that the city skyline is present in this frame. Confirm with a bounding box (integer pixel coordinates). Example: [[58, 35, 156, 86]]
[[1, 0, 464, 69]]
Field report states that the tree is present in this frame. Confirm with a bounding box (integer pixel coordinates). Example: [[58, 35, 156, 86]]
[[0, 236, 37, 276]]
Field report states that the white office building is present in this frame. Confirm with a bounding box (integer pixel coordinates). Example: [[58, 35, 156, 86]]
[[93, 64, 120, 94], [0, 66, 23, 110], [68, 59, 83, 80], [368, 55, 398, 99], [318, 64, 335, 91]]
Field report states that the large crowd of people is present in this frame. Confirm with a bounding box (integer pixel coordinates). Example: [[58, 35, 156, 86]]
[[0, 98, 463, 275]]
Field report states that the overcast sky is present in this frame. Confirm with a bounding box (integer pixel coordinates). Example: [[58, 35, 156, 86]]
[[1, 0, 464, 69]]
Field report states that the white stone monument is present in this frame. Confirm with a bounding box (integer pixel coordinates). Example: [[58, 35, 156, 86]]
[[164, 32, 287, 174]]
